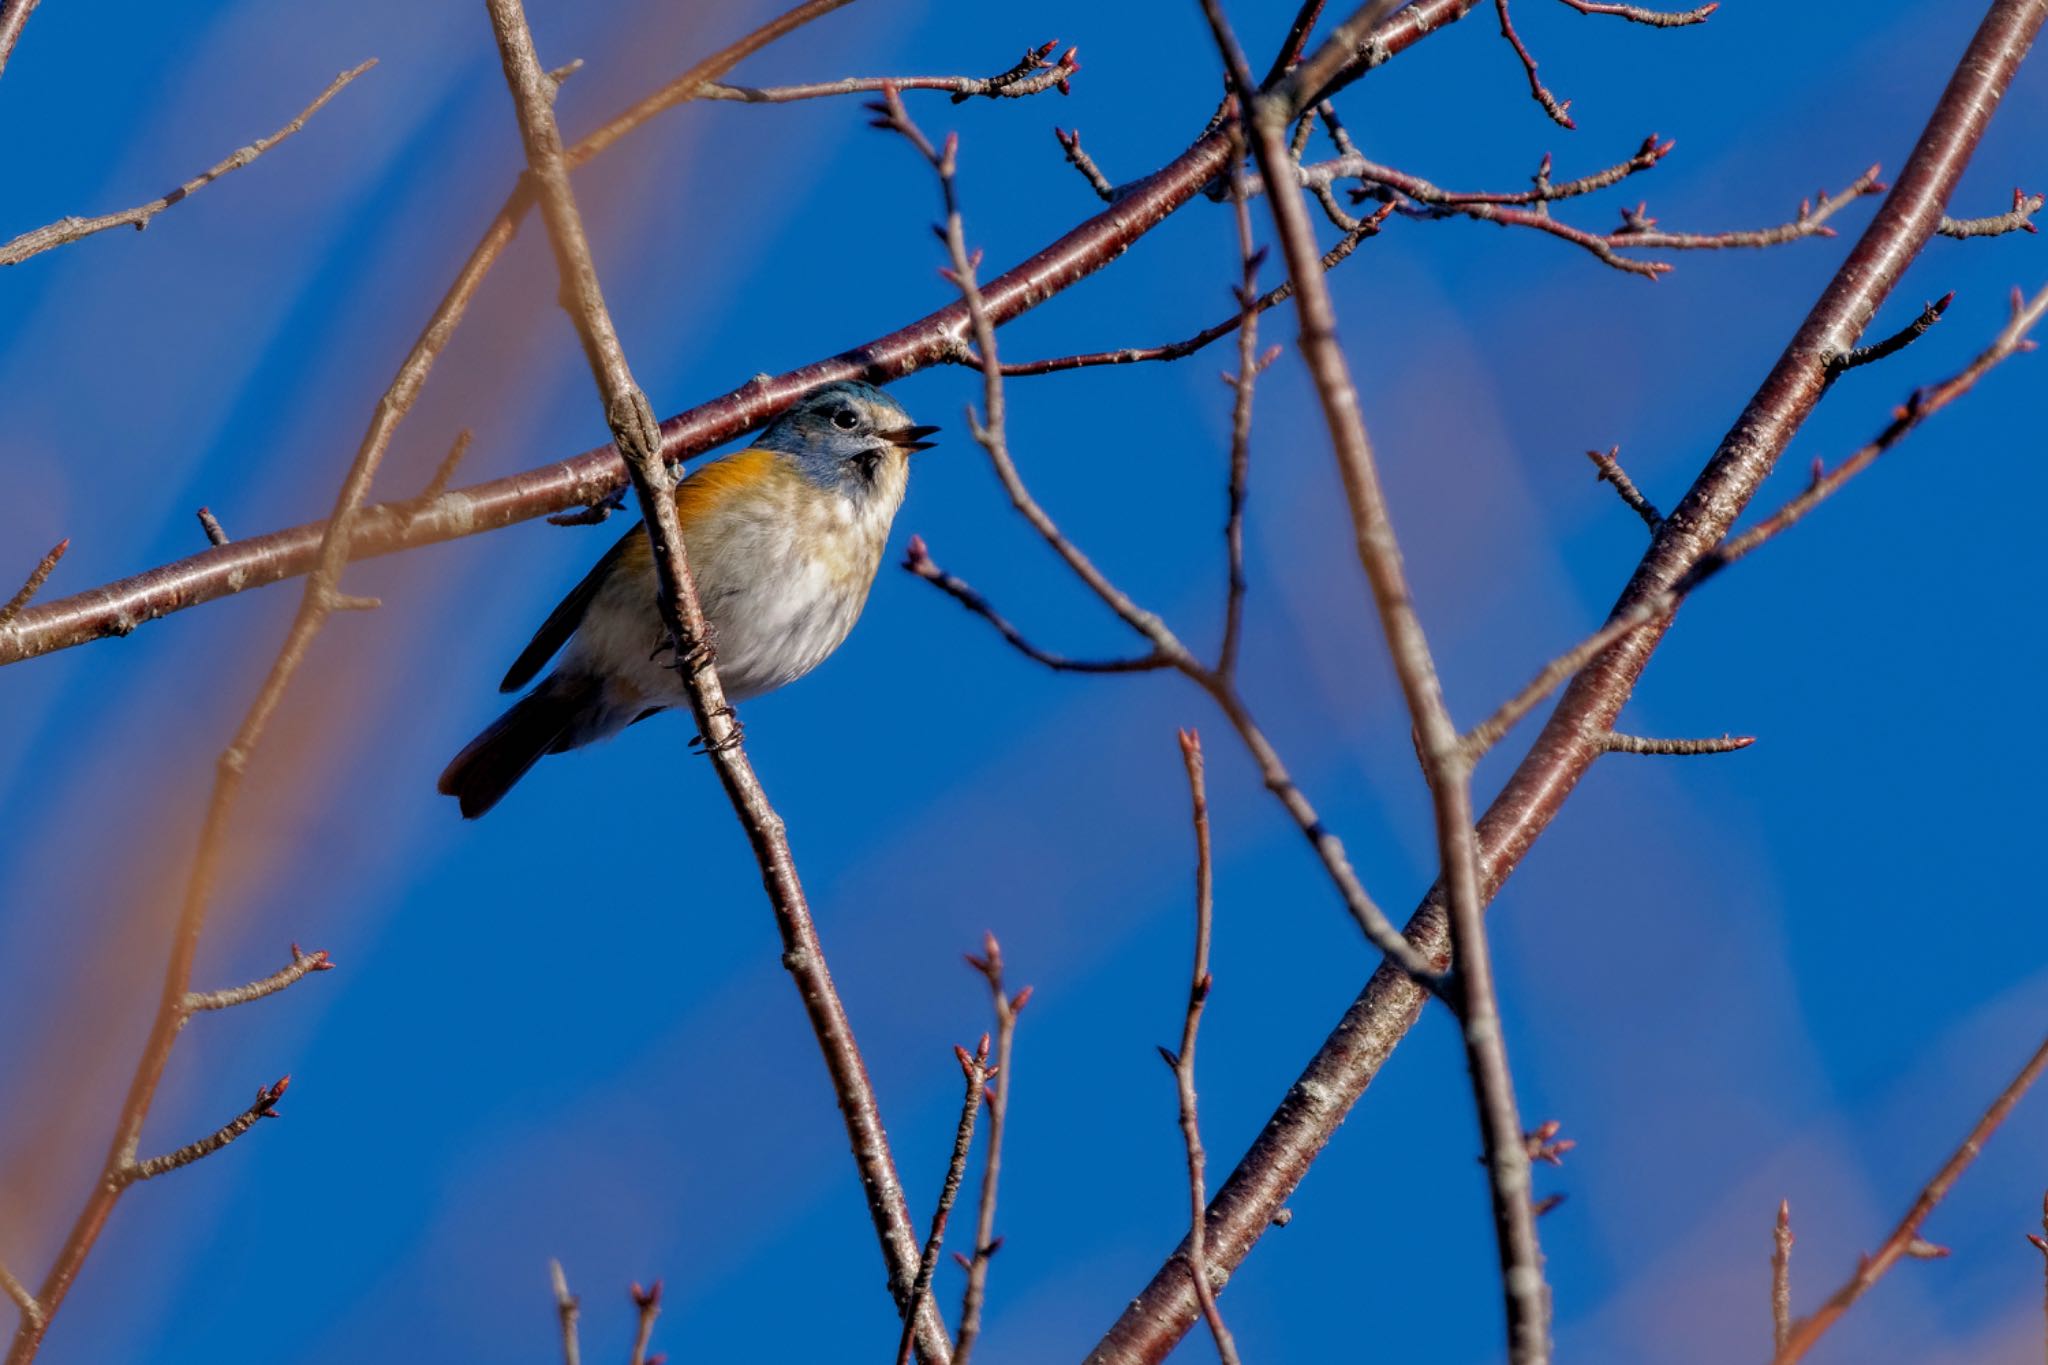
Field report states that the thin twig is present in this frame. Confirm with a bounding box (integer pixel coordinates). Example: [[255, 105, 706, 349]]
[[1937, 187, 2043, 237], [0, 62, 376, 268], [0, 1266, 36, 1334], [1601, 732, 1752, 756], [482, 11, 950, 1362], [1217, 133, 1264, 681], [1831, 293, 1954, 373], [180, 943, 333, 1012], [1213, 1, 1552, 1355], [1495, 0, 1575, 127], [1587, 447, 1661, 532], [629, 1280, 661, 1365], [0, 539, 66, 630], [1167, 731, 1243, 1365], [698, 40, 1077, 104], [955, 938, 1027, 1365], [895, 1040, 989, 1365], [1772, 1199, 1793, 1354], [417, 428, 474, 506], [196, 508, 230, 546], [1555, 0, 1718, 23], [120, 1077, 289, 1184], [2027, 1193, 2048, 1365], [549, 1261, 580, 1365], [903, 536, 1166, 673], [1053, 126, 1120, 202], [1775, 1030, 2048, 1363]]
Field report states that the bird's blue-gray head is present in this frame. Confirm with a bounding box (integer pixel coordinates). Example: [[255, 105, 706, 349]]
[[757, 381, 938, 493]]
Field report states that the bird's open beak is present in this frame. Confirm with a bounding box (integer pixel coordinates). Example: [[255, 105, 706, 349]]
[[885, 423, 942, 453]]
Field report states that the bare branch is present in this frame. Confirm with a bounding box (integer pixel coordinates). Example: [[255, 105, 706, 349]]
[[1600, 732, 1753, 756], [1772, 1200, 1794, 1354], [1168, 731, 1243, 1365], [1091, 3, 2048, 1361], [902, 536, 1167, 674], [1494, 0, 1576, 128], [181, 943, 333, 1013], [416, 428, 474, 506], [483, 10, 949, 1361], [1586, 447, 1661, 532], [1217, 135, 1264, 681], [120, 1077, 289, 1184], [0, 1265, 37, 1334], [549, 1261, 580, 1365], [697, 40, 1078, 104], [0, 61, 376, 268], [955, 938, 1027, 1365], [0, 539, 66, 630], [1775, 1031, 2048, 1363], [1937, 187, 2043, 238], [895, 1040, 988, 1365], [196, 508, 230, 547]]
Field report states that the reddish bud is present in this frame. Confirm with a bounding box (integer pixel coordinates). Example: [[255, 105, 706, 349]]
[[1010, 984, 1034, 1012]]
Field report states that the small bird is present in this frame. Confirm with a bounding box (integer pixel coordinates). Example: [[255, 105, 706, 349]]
[[439, 380, 937, 818]]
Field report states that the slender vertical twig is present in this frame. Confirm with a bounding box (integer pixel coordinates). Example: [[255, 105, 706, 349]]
[[1166, 731, 1243, 1365], [1216, 132, 1266, 681], [478, 8, 949, 1360], [548, 1261, 581, 1365], [629, 1280, 661, 1365], [1772, 1199, 1793, 1354], [956, 939, 1028, 1365], [0, 540, 66, 630], [896, 1040, 989, 1365]]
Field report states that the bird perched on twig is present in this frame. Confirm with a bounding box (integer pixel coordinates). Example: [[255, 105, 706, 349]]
[[439, 380, 938, 818]]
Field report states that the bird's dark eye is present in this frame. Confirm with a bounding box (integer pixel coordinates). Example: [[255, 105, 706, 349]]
[[831, 407, 859, 431]]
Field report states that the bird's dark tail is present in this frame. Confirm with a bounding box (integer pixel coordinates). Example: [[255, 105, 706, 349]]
[[437, 673, 598, 819]]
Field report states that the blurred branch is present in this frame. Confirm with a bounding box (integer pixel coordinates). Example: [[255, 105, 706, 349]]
[[480, 9, 949, 1362], [1774, 1030, 2048, 1363], [955, 938, 1027, 1365], [549, 1261, 580, 1365], [1087, 2, 2048, 1359], [181, 943, 333, 1012], [699, 40, 1077, 104], [1164, 731, 1242, 1365], [0, 539, 66, 630], [894, 1040, 988, 1365], [0, 0, 1490, 669], [0, 61, 376, 268], [0, 0, 40, 86], [1938, 187, 2043, 237], [120, 1077, 289, 1184], [1772, 1200, 1794, 1355], [1212, 1, 1551, 1357], [0, 1266, 36, 1335]]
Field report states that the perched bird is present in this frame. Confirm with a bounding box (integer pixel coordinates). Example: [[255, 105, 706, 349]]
[[439, 380, 937, 818]]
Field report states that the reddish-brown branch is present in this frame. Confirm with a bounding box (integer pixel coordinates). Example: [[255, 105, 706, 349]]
[[0, 62, 375, 268], [1555, 0, 1718, 23], [1600, 732, 1752, 756], [954, 938, 1027, 1365], [1086, 2, 2048, 1360], [1495, 0, 1576, 127], [629, 1281, 661, 1365], [1167, 731, 1243, 1365], [180, 943, 333, 1012], [0, 0, 1485, 670], [903, 536, 1167, 674], [1587, 446, 1662, 532], [0, 539, 66, 629], [1833, 292, 1953, 373], [195, 508, 230, 547], [1217, 137, 1264, 680], [482, 11, 950, 1363], [1774, 1031, 2048, 1363], [895, 1040, 989, 1365]]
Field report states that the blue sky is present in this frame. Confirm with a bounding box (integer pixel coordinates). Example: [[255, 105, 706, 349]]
[[2, 2, 2045, 1362]]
